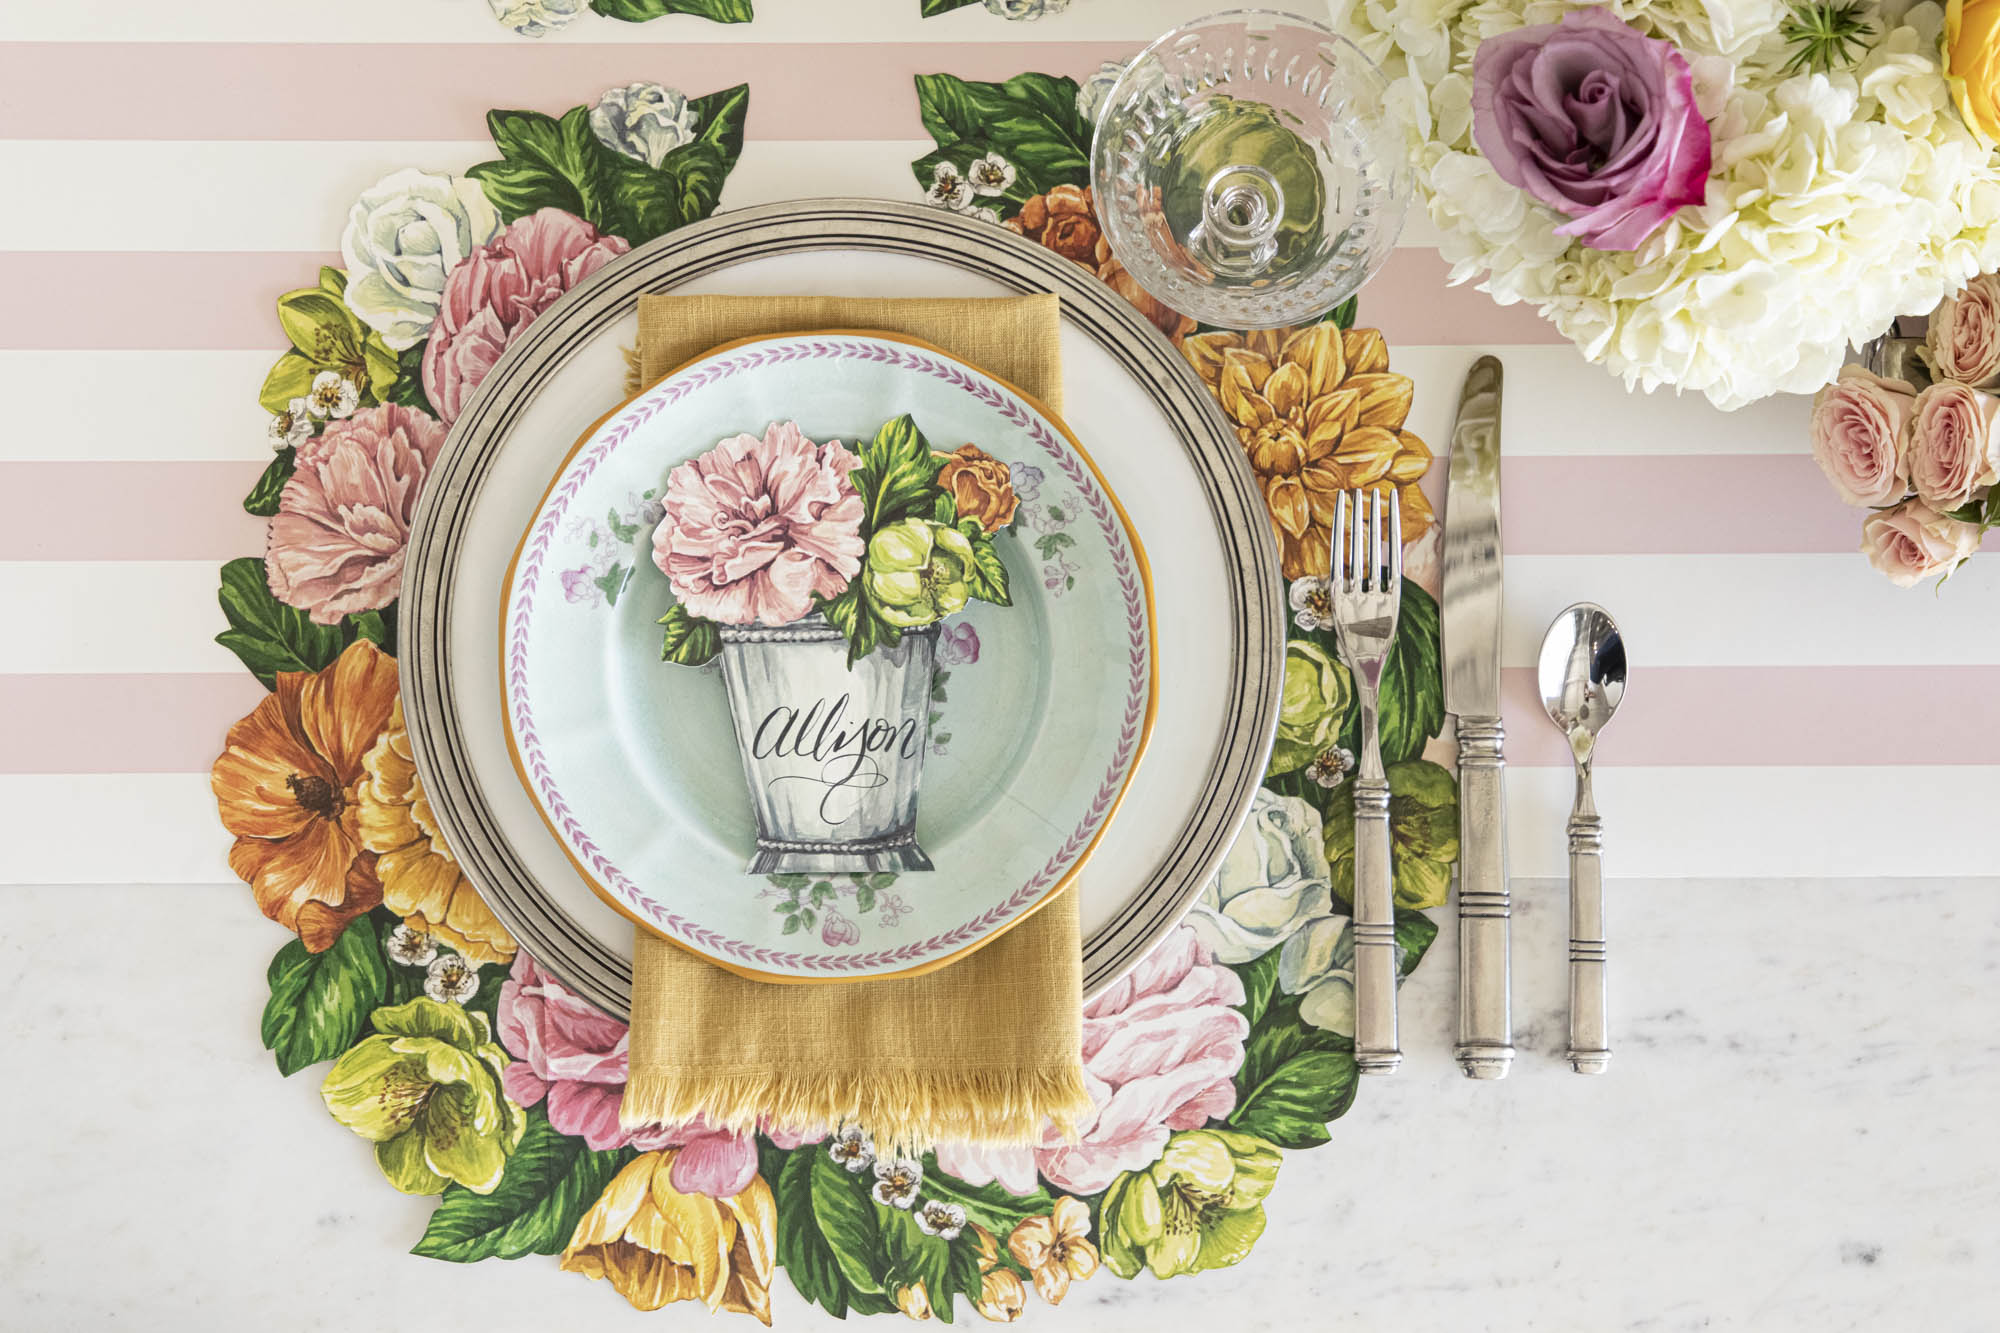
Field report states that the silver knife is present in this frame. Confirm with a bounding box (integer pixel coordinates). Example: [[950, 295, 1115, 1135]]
[[1441, 356, 1513, 1080]]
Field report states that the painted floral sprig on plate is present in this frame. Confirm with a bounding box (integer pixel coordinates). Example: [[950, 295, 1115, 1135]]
[[652, 415, 1018, 667]]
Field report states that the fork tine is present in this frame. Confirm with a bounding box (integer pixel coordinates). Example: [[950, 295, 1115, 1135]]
[[1333, 489, 1350, 587], [1346, 488, 1364, 591], [1368, 487, 1385, 592], [1387, 489, 1402, 585]]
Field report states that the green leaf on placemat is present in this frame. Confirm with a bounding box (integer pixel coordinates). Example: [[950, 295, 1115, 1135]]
[[1336, 577, 1445, 766], [658, 603, 721, 666], [910, 73, 1091, 209], [412, 1112, 633, 1262], [917, 1156, 1054, 1237], [770, 1147, 902, 1318], [1227, 989, 1358, 1150], [261, 915, 387, 1077], [1230, 947, 1284, 1029], [1395, 907, 1439, 977], [217, 557, 353, 687], [1329, 296, 1359, 330], [920, 0, 981, 13], [242, 448, 296, 517], [385, 342, 436, 418], [881, 1207, 954, 1322], [590, 0, 753, 20], [469, 86, 749, 247], [350, 603, 397, 657]]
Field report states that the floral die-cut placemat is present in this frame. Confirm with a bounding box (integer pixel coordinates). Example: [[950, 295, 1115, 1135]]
[[209, 67, 1455, 1324]]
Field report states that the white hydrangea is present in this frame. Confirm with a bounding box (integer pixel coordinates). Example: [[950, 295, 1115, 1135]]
[[1327, 0, 2000, 408]]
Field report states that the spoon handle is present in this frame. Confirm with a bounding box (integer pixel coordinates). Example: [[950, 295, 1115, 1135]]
[[1351, 774, 1401, 1075], [1566, 800, 1610, 1074]]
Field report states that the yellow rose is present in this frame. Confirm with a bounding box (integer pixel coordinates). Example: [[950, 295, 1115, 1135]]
[[1948, 0, 2000, 143], [560, 1150, 776, 1322]]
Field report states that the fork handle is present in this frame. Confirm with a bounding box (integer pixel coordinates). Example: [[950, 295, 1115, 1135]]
[[1351, 775, 1401, 1075], [1567, 803, 1610, 1075]]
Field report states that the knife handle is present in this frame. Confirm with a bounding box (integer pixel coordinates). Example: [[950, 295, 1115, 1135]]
[[1567, 800, 1610, 1075], [1453, 716, 1513, 1079], [1351, 775, 1401, 1075]]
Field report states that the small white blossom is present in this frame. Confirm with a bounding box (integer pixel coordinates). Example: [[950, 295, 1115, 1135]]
[[424, 953, 480, 1005], [828, 1126, 876, 1173], [966, 152, 1017, 198], [267, 399, 312, 451], [487, 0, 586, 37], [915, 1199, 966, 1239], [386, 924, 438, 967], [925, 161, 974, 212], [1288, 576, 1335, 632], [590, 82, 701, 169], [871, 1157, 924, 1209], [305, 370, 359, 420], [1306, 746, 1356, 790]]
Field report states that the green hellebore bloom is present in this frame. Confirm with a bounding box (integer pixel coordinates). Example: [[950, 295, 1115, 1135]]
[[1268, 640, 1354, 776], [1098, 1128, 1283, 1280], [863, 518, 976, 629], [1323, 758, 1460, 910], [320, 997, 525, 1196]]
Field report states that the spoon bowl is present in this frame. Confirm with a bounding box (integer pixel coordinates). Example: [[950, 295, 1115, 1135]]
[[1537, 603, 1626, 752]]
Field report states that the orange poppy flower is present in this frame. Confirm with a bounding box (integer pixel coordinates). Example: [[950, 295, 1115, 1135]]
[[211, 640, 399, 950]]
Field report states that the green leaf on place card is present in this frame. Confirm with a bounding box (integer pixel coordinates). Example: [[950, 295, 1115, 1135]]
[[921, 0, 980, 13], [469, 86, 749, 247], [1335, 577, 1444, 767], [412, 1112, 633, 1262], [963, 532, 1010, 606], [243, 448, 296, 516], [910, 73, 1091, 209], [216, 557, 353, 687], [261, 916, 387, 1077], [590, 0, 753, 20], [821, 583, 901, 668], [1395, 907, 1438, 977], [855, 415, 942, 533], [1226, 988, 1358, 1149], [657, 603, 721, 665]]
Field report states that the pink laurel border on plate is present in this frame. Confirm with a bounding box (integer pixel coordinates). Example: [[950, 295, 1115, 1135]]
[[506, 336, 1150, 975]]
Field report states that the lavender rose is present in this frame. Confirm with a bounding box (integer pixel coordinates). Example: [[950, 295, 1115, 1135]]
[[1860, 499, 1982, 587], [1927, 274, 2000, 388], [1810, 365, 1915, 507], [1471, 9, 1711, 251], [1907, 381, 2000, 511]]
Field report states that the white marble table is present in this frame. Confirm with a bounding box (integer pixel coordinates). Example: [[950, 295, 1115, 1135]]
[[10, 877, 1994, 1329]]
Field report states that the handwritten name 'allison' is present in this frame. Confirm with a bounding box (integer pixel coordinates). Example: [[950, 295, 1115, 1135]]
[[751, 693, 922, 795]]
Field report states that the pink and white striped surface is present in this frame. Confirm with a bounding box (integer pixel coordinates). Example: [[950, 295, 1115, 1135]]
[[4, 0, 1995, 887]]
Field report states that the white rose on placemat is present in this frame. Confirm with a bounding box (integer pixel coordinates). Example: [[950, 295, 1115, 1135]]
[[1276, 914, 1355, 1038], [339, 168, 501, 351], [1927, 274, 2000, 388], [1075, 59, 1127, 129], [1860, 499, 1982, 586], [1809, 365, 1915, 507], [1907, 381, 2000, 510], [983, 0, 1070, 17], [590, 82, 701, 169], [1186, 789, 1334, 965], [487, 0, 586, 37]]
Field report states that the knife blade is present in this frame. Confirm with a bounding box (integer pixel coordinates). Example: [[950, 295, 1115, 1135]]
[[1441, 355, 1513, 1080]]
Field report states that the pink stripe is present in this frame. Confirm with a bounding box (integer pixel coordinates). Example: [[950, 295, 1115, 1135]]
[[0, 247, 1555, 351], [0, 462, 267, 560], [1, 674, 266, 774], [1499, 666, 2000, 767], [14, 455, 1876, 560], [0, 41, 1135, 141], [5, 666, 1995, 774], [1417, 455, 1877, 555]]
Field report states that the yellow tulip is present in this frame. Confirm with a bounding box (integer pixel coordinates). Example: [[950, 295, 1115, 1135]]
[[1948, 0, 2000, 144], [560, 1150, 776, 1322]]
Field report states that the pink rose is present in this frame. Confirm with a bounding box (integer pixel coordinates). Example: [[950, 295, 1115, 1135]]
[[1472, 9, 1711, 251], [935, 926, 1247, 1197], [1860, 499, 1982, 587], [1907, 380, 2000, 511], [496, 954, 820, 1195], [421, 208, 630, 424], [653, 421, 866, 626], [1927, 274, 2000, 388], [1810, 366, 1915, 508], [265, 402, 444, 624]]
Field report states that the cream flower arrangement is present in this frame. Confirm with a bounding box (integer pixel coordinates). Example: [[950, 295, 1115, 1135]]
[[1328, 0, 2000, 408]]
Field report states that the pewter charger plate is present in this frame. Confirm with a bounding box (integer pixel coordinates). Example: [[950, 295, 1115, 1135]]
[[401, 198, 1283, 1014]]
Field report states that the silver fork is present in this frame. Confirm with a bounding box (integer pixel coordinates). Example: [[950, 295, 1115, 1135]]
[[1330, 487, 1403, 1075]]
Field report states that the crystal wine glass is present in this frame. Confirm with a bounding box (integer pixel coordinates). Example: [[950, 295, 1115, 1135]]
[[1090, 9, 1410, 330]]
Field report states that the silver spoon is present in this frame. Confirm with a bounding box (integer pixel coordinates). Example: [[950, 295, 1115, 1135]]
[[1537, 603, 1626, 1074]]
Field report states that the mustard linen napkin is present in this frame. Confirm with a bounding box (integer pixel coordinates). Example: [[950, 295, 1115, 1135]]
[[620, 293, 1090, 1151]]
